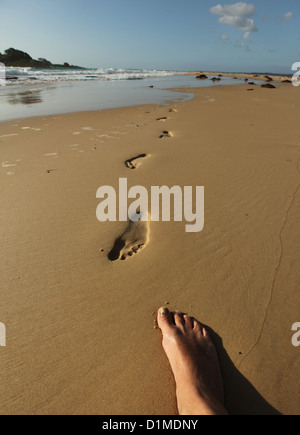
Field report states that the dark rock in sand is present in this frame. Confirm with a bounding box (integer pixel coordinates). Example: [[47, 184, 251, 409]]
[[196, 74, 208, 80], [261, 83, 276, 89], [211, 77, 221, 81], [282, 79, 292, 83], [264, 75, 273, 82]]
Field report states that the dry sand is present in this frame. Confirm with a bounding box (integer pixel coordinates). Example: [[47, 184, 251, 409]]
[[0, 81, 299, 415]]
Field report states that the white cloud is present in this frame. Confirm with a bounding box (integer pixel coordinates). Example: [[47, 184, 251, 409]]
[[221, 34, 229, 40], [210, 2, 257, 39], [283, 12, 294, 22], [210, 2, 255, 18]]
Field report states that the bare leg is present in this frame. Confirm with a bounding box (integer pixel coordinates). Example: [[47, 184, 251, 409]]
[[157, 307, 228, 416]]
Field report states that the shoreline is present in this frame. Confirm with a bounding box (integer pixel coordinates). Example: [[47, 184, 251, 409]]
[[186, 71, 292, 81], [1, 83, 299, 415], [0, 70, 292, 125], [0, 75, 194, 123], [0, 71, 275, 123]]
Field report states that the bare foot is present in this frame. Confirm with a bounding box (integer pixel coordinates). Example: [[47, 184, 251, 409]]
[[157, 307, 228, 416]]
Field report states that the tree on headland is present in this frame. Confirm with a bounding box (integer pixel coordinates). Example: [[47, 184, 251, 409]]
[[38, 58, 53, 67]]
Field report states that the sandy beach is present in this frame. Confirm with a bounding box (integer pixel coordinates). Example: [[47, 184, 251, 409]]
[[0, 80, 299, 415]]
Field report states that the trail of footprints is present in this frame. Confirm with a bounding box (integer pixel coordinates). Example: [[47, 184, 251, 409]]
[[107, 108, 176, 261]]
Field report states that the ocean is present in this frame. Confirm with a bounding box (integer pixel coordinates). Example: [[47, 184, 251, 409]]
[[0, 67, 254, 122], [5, 66, 179, 84]]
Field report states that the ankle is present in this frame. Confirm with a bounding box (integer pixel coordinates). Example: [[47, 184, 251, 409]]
[[176, 384, 227, 416]]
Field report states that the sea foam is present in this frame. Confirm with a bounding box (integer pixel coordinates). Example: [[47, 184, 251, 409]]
[[5, 67, 179, 84]]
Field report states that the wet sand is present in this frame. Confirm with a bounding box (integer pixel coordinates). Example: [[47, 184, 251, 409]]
[[0, 81, 299, 415]]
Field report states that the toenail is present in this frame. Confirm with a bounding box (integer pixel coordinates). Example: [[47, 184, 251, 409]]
[[160, 307, 169, 316]]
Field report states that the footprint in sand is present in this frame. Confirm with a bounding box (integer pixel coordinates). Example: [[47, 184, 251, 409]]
[[156, 117, 169, 122], [125, 153, 149, 170], [46, 169, 57, 174], [159, 131, 172, 139], [97, 134, 116, 139], [2, 162, 17, 168], [108, 212, 150, 261], [0, 134, 19, 138], [21, 127, 41, 131]]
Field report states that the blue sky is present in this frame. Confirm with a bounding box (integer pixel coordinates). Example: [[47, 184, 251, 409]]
[[0, 0, 299, 72]]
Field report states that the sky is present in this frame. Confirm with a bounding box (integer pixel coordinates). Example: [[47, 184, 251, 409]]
[[0, 0, 299, 73]]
